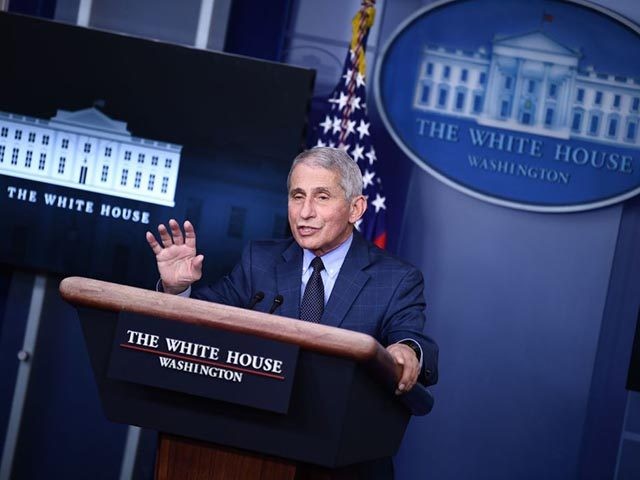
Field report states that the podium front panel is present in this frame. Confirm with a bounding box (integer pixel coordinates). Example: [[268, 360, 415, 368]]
[[78, 307, 410, 467]]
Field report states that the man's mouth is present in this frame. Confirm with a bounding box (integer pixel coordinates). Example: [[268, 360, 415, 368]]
[[297, 226, 319, 235]]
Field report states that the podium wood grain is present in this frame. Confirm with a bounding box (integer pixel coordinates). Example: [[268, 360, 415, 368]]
[[156, 435, 362, 480], [156, 435, 297, 480]]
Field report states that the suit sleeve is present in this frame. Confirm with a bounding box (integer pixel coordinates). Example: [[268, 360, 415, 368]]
[[191, 242, 253, 308], [380, 267, 439, 386]]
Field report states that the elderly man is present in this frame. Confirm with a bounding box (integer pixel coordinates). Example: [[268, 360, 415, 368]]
[[146, 147, 438, 394]]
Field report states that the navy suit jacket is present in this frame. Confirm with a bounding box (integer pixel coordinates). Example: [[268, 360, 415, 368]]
[[193, 232, 438, 386]]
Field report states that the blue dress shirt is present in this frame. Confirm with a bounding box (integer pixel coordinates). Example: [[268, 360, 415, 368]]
[[300, 234, 353, 304]]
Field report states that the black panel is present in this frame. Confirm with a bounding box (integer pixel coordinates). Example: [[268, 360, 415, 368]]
[[0, 12, 315, 287], [627, 306, 640, 391]]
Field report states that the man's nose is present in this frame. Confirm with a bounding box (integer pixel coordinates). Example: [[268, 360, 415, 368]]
[[300, 198, 315, 218]]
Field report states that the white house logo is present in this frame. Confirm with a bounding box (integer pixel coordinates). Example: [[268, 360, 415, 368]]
[[413, 32, 640, 146], [0, 107, 182, 207], [375, 0, 640, 212]]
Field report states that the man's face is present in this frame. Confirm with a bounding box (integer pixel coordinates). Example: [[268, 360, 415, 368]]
[[288, 163, 363, 256]]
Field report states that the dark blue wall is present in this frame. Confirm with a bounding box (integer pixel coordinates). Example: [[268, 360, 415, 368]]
[[393, 171, 625, 479], [224, 0, 293, 61], [8, 0, 55, 18]]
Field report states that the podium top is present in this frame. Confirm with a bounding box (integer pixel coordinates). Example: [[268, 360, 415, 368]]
[[60, 276, 433, 415]]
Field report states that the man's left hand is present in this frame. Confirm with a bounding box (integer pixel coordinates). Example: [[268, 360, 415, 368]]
[[386, 343, 420, 395]]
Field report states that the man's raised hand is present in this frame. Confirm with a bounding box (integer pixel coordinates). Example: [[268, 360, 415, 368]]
[[146, 219, 203, 294]]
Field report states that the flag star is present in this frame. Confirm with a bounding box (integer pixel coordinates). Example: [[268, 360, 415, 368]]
[[362, 169, 375, 188], [349, 96, 362, 111], [319, 115, 333, 134], [355, 218, 363, 231], [315, 138, 327, 147], [345, 119, 356, 138], [355, 72, 366, 88], [365, 147, 377, 165], [342, 68, 354, 85], [356, 120, 370, 139], [337, 143, 350, 153], [332, 116, 342, 134], [371, 193, 386, 213], [328, 140, 336, 147], [337, 91, 349, 110], [351, 143, 365, 162]]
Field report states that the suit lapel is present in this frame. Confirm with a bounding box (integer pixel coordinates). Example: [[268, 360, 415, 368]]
[[275, 241, 303, 319], [322, 233, 371, 328]]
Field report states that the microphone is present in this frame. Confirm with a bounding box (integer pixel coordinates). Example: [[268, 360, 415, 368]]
[[268, 295, 284, 314], [247, 291, 265, 310]]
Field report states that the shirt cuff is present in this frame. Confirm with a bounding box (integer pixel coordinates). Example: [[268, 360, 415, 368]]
[[155, 279, 191, 297]]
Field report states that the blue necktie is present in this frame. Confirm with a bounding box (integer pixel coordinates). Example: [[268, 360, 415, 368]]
[[300, 257, 325, 323]]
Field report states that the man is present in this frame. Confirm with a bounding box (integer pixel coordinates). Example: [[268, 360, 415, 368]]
[[146, 147, 438, 393]]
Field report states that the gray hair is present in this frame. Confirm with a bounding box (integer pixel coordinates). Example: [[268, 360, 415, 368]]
[[287, 147, 363, 200]]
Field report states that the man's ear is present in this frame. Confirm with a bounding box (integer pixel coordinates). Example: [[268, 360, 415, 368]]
[[349, 195, 367, 224]]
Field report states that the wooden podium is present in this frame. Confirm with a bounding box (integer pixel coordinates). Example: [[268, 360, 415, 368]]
[[60, 277, 433, 479]]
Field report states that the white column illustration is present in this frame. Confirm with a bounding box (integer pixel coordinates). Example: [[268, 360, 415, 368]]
[[510, 58, 525, 122], [483, 55, 501, 119], [536, 63, 551, 128], [555, 74, 569, 129], [559, 68, 577, 129]]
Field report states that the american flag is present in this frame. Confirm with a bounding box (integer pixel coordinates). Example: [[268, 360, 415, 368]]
[[310, 1, 387, 249]]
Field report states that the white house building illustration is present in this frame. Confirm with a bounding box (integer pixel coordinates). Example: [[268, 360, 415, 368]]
[[413, 31, 640, 148], [0, 107, 182, 206]]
